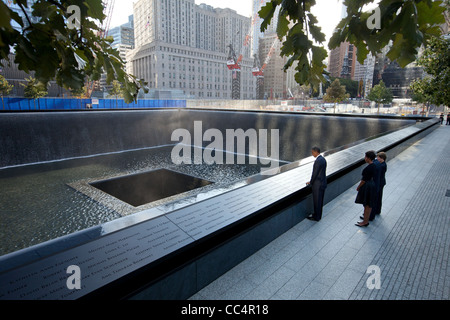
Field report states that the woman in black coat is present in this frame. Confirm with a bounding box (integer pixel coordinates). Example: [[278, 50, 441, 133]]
[[355, 151, 377, 227], [376, 151, 387, 215]]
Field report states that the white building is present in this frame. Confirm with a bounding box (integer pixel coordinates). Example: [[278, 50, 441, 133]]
[[129, 0, 256, 99]]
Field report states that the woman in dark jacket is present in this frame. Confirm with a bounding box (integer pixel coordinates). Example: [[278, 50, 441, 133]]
[[376, 151, 387, 215], [355, 151, 377, 227]]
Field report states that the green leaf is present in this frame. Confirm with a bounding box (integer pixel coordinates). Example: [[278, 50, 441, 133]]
[[308, 24, 325, 43], [416, 0, 445, 27], [328, 17, 350, 50], [280, 0, 299, 18], [259, 1, 276, 33], [0, 2, 14, 31], [84, 0, 106, 21], [311, 45, 327, 66], [284, 52, 302, 71], [355, 41, 369, 64], [276, 13, 290, 39], [387, 33, 418, 67]]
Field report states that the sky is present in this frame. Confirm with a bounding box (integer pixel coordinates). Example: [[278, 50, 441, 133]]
[[109, 0, 345, 48]]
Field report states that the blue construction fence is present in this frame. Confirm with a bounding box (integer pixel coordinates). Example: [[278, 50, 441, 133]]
[[0, 98, 186, 111]]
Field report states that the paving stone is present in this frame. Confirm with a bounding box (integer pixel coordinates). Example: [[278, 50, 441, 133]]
[[297, 281, 331, 300], [350, 126, 449, 300]]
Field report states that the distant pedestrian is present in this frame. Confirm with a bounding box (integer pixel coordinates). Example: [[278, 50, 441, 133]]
[[439, 113, 444, 124], [355, 151, 377, 227], [446, 113, 450, 125], [306, 146, 327, 221], [375, 152, 387, 215]]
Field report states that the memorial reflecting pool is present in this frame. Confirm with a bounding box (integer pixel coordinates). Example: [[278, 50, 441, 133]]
[[0, 110, 415, 257], [0, 146, 264, 255]]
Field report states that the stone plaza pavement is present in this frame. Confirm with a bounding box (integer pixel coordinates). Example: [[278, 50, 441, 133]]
[[189, 123, 450, 300]]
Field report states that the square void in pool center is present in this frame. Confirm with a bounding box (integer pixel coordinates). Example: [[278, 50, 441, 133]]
[[90, 169, 214, 207]]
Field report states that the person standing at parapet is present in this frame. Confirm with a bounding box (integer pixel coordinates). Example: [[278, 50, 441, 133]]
[[375, 152, 387, 216], [355, 151, 377, 227], [306, 147, 327, 222], [439, 113, 444, 124], [369, 151, 382, 221]]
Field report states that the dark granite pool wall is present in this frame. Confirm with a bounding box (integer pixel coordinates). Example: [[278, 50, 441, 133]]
[[0, 109, 415, 167], [0, 110, 182, 167], [126, 119, 439, 300]]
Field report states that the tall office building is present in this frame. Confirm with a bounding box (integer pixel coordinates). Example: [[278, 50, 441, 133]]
[[252, 1, 300, 100], [372, 44, 425, 99], [109, 15, 135, 48], [108, 15, 135, 71], [328, 42, 357, 80], [251, 0, 280, 56], [129, 0, 255, 99], [258, 33, 286, 99], [327, 1, 358, 80]]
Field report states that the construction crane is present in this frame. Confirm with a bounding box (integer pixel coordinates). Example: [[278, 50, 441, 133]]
[[226, 14, 256, 99], [252, 54, 263, 77], [252, 54, 264, 99], [226, 44, 240, 70], [226, 2, 280, 100], [100, 0, 115, 38], [248, 2, 280, 99], [227, 44, 241, 99], [235, 0, 267, 69]]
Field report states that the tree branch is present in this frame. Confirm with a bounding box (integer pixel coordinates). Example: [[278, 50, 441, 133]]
[[45, 0, 66, 13], [16, 1, 33, 29]]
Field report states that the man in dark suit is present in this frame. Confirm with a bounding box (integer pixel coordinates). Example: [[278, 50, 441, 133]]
[[306, 147, 327, 221]]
